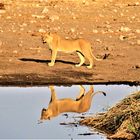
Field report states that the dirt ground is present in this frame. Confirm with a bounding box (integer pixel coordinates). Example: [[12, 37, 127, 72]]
[[0, 0, 140, 86]]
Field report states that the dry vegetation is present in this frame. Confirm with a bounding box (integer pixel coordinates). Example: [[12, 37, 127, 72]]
[[80, 91, 140, 139]]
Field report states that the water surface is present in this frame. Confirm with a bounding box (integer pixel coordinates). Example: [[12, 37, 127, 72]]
[[0, 85, 139, 139]]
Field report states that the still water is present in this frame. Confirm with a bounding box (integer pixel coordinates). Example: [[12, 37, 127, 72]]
[[0, 85, 139, 139]]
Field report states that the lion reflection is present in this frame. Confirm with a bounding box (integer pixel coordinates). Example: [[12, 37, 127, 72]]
[[38, 85, 106, 123]]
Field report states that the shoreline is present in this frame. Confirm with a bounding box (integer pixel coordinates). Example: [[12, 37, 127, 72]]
[[0, 75, 139, 86]]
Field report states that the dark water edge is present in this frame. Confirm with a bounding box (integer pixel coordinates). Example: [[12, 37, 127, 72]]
[[0, 74, 139, 86], [0, 80, 139, 87]]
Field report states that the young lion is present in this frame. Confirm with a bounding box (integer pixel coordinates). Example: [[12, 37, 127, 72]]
[[42, 32, 101, 69], [38, 85, 106, 122]]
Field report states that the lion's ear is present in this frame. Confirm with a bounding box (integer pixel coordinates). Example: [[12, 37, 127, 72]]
[[48, 32, 53, 36]]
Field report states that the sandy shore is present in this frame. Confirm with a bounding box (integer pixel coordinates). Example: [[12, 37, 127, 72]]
[[0, 0, 140, 86]]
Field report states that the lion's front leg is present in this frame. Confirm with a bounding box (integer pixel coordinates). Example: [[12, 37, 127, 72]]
[[48, 50, 57, 66]]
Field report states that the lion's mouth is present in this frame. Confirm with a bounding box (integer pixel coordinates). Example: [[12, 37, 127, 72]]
[[38, 120, 44, 124], [43, 41, 46, 44]]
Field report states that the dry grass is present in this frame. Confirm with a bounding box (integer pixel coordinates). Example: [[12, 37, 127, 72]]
[[80, 91, 140, 139]]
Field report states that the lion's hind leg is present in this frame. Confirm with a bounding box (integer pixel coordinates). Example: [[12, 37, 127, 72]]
[[76, 85, 85, 101], [85, 52, 93, 69], [75, 52, 85, 67], [86, 60, 93, 69]]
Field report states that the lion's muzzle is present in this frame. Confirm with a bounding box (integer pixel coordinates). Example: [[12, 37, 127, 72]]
[[41, 36, 46, 44]]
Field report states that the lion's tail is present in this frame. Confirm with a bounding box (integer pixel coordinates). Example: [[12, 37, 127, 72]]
[[90, 48, 102, 61], [89, 85, 106, 97], [92, 91, 106, 97]]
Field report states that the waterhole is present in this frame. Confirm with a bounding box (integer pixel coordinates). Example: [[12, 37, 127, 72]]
[[0, 85, 139, 139]]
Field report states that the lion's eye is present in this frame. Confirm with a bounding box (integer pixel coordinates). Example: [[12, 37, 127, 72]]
[[42, 108, 47, 111]]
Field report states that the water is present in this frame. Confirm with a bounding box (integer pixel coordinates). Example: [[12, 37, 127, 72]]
[[0, 85, 139, 139]]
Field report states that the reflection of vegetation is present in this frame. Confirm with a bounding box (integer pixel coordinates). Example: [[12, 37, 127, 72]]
[[80, 91, 140, 139]]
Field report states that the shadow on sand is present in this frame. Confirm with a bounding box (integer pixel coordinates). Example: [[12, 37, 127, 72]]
[[19, 58, 88, 66]]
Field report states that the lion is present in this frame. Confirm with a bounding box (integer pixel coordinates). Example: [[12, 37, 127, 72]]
[[42, 32, 102, 69], [38, 85, 106, 123]]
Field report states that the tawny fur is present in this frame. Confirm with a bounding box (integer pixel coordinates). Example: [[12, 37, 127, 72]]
[[39, 85, 106, 122], [42, 33, 101, 69]]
